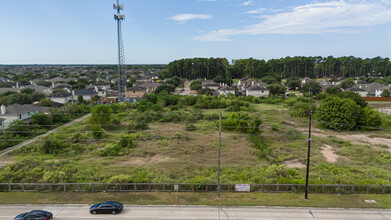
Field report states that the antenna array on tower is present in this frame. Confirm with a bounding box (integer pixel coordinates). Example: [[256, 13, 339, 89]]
[[113, 0, 126, 102]]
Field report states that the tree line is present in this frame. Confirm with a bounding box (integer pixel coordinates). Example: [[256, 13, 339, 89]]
[[160, 56, 390, 80]]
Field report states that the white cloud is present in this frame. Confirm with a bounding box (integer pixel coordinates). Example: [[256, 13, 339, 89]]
[[246, 8, 267, 14], [241, 1, 255, 6], [168, 14, 212, 24], [195, 0, 391, 41]]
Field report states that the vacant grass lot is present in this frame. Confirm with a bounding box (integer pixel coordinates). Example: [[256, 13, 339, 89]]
[[1, 101, 391, 186]]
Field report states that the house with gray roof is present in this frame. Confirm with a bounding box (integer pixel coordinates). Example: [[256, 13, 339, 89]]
[[346, 87, 369, 97], [0, 104, 50, 127], [218, 86, 235, 96], [246, 85, 269, 97], [0, 77, 11, 83], [355, 82, 389, 97], [202, 81, 220, 90], [49, 91, 73, 104], [73, 89, 98, 101], [48, 77, 67, 84], [0, 88, 19, 94], [24, 85, 52, 96], [125, 85, 146, 98], [139, 82, 162, 93]]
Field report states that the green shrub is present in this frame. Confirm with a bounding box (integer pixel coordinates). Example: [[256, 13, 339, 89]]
[[99, 144, 123, 157], [39, 139, 66, 154], [90, 125, 104, 139], [204, 113, 220, 120], [289, 101, 316, 118], [190, 81, 202, 91], [358, 106, 382, 129], [119, 135, 134, 148], [185, 124, 197, 131], [250, 135, 273, 162], [285, 98, 297, 107], [284, 128, 303, 141], [186, 110, 204, 122], [151, 104, 163, 112], [129, 120, 149, 131], [90, 105, 112, 129], [317, 96, 380, 131], [270, 123, 280, 131]]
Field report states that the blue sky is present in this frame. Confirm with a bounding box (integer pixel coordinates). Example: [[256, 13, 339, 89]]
[[0, 0, 390, 64]]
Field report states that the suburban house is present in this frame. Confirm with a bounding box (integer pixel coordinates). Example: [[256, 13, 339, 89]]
[[25, 85, 52, 96], [301, 77, 314, 85], [354, 82, 389, 97], [136, 75, 152, 83], [13, 82, 31, 89], [346, 87, 369, 97], [246, 85, 269, 97], [354, 80, 369, 85], [238, 77, 250, 86], [48, 77, 67, 84], [87, 86, 107, 98], [0, 77, 11, 83], [0, 88, 19, 94], [100, 97, 118, 105], [202, 81, 220, 90], [73, 89, 98, 101], [86, 83, 111, 91], [218, 86, 235, 96], [52, 83, 72, 92], [241, 81, 268, 92], [318, 80, 332, 91], [0, 104, 50, 127], [139, 82, 162, 93], [125, 85, 146, 99], [49, 91, 73, 104]]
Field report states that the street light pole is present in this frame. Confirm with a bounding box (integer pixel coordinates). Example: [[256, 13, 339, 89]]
[[217, 112, 222, 198], [305, 87, 312, 200]]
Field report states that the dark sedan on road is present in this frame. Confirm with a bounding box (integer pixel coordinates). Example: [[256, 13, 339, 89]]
[[14, 210, 53, 220], [90, 201, 123, 215]]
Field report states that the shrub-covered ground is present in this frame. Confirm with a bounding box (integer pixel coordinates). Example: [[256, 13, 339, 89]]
[[1, 94, 391, 186]]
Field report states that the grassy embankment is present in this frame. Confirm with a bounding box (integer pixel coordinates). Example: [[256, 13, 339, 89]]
[[0, 192, 390, 209]]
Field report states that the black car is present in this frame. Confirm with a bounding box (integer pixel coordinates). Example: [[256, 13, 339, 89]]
[[14, 210, 53, 220], [90, 201, 123, 215]]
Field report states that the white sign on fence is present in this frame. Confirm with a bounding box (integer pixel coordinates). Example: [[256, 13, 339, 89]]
[[174, 184, 179, 191], [235, 184, 251, 192]]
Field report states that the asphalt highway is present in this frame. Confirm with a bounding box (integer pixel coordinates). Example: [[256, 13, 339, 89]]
[[0, 205, 390, 220]]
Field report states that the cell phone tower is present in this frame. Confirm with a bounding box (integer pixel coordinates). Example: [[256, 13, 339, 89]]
[[113, 0, 126, 102]]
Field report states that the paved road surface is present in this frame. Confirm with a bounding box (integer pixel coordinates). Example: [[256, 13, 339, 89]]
[[0, 114, 91, 167], [0, 205, 390, 219]]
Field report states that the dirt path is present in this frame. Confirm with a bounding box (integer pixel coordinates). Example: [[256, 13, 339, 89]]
[[320, 145, 339, 162], [0, 114, 91, 167], [296, 126, 391, 149], [284, 159, 305, 169]]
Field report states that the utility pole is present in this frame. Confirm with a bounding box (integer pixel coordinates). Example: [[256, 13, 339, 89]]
[[113, 0, 126, 102], [217, 112, 222, 198], [305, 88, 312, 200]]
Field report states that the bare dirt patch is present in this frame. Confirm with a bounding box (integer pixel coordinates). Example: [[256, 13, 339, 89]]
[[320, 145, 339, 163], [149, 123, 185, 137], [295, 126, 391, 148], [121, 154, 171, 166], [284, 159, 305, 169]]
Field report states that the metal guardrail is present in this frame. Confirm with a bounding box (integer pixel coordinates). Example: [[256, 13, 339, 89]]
[[0, 183, 390, 194]]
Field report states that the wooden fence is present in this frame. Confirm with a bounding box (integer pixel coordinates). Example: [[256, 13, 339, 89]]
[[0, 183, 390, 194], [363, 97, 391, 102]]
